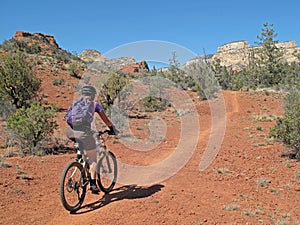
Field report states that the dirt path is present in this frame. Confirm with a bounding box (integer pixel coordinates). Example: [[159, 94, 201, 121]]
[[1, 90, 300, 225]]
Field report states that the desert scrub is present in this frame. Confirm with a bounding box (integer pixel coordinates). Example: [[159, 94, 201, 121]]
[[7, 101, 58, 154], [223, 204, 240, 211], [270, 89, 300, 160], [52, 78, 65, 86], [257, 177, 269, 187], [216, 167, 230, 175], [252, 114, 274, 122], [0, 156, 11, 168], [295, 171, 300, 180]]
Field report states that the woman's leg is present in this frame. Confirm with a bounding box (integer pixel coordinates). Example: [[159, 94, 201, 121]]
[[84, 149, 97, 179]]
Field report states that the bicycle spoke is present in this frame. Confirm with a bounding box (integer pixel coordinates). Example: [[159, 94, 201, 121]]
[[60, 161, 86, 212], [97, 151, 117, 193]]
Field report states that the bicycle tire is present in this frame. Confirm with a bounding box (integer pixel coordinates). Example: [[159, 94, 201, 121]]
[[97, 151, 117, 193], [60, 161, 87, 212]]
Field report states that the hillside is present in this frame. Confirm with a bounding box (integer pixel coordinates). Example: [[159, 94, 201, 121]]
[[0, 31, 148, 143], [1, 32, 300, 224]]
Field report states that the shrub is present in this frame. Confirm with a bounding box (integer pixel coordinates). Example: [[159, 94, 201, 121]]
[[139, 96, 170, 112], [0, 99, 16, 120], [0, 39, 26, 52], [183, 61, 220, 99], [99, 71, 129, 110], [270, 89, 300, 159], [25, 43, 41, 54], [0, 156, 11, 168], [52, 78, 65, 86], [0, 39, 41, 54], [7, 101, 58, 154], [0, 51, 41, 109], [68, 62, 81, 78]]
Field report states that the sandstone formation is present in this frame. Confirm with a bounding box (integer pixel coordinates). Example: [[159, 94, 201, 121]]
[[211, 40, 300, 69], [80, 49, 107, 62], [80, 49, 139, 72], [14, 31, 59, 48], [120, 60, 149, 74]]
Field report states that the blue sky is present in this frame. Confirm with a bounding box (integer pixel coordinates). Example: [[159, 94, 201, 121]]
[[1, 0, 300, 65]]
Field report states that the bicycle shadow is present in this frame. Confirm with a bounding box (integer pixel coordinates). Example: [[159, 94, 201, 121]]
[[75, 184, 164, 214]]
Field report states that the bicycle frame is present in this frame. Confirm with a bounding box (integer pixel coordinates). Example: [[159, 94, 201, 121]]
[[73, 130, 111, 186], [60, 130, 117, 212]]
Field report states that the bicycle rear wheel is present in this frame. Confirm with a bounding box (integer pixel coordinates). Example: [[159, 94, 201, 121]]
[[60, 161, 87, 212], [97, 151, 117, 193]]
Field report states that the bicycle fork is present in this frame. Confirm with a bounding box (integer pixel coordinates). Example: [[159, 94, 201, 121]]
[[98, 151, 112, 174]]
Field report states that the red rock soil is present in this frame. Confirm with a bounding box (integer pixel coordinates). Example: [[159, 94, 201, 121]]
[[1, 84, 300, 224]]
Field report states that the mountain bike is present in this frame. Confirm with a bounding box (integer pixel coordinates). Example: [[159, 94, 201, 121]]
[[59, 130, 118, 212]]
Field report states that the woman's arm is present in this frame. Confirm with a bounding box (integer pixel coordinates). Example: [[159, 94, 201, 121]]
[[97, 111, 112, 127]]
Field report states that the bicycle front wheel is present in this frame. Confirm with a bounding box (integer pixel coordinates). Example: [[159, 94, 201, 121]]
[[97, 151, 117, 193], [60, 161, 87, 212]]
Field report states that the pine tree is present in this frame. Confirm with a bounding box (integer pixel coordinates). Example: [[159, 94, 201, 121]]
[[253, 22, 285, 86]]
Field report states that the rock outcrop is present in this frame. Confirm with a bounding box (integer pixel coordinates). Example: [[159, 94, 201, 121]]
[[120, 60, 149, 74], [8, 31, 76, 62], [80, 49, 139, 72], [80, 49, 107, 62], [14, 31, 59, 48], [211, 40, 300, 69]]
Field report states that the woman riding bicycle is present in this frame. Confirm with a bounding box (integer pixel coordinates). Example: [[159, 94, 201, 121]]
[[65, 85, 116, 193]]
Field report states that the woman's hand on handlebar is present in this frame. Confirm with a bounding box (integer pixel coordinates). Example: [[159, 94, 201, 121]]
[[97, 126, 118, 136], [108, 125, 118, 135]]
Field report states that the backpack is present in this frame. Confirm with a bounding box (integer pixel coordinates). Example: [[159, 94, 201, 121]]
[[65, 98, 95, 128]]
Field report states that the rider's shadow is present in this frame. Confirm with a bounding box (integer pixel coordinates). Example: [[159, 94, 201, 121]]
[[77, 184, 164, 214]]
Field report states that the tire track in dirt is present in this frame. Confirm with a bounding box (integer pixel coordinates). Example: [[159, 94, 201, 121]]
[[198, 91, 240, 171], [198, 91, 227, 171], [227, 90, 239, 114]]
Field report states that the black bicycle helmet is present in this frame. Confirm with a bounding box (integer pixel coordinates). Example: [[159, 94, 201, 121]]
[[81, 85, 97, 97]]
